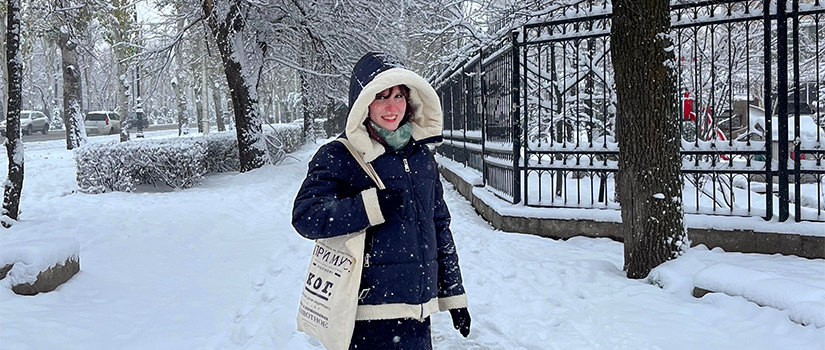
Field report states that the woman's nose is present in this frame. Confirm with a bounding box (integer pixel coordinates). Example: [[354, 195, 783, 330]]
[[387, 100, 403, 113]]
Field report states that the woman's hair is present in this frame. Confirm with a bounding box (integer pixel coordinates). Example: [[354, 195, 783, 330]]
[[374, 84, 415, 123]]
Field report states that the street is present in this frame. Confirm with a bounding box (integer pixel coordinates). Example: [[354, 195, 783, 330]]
[[0, 124, 183, 144]]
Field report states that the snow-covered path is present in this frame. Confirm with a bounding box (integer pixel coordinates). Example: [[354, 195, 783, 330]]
[[0, 134, 822, 349]]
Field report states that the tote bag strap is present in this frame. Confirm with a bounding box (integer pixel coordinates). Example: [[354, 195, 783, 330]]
[[335, 138, 386, 190]]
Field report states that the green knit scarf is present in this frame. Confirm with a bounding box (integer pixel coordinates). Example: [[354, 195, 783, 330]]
[[369, 120, 413, 150]]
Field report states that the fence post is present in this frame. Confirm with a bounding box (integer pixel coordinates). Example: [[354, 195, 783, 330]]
[[480, 48, 487, 187], [792, 0, 802, 222], [763, 0, 773, 221], [512, 29, 522, 204], [462, 64, 468, 164], [450, 78, 454, 155], [777, 0, 790, 222]]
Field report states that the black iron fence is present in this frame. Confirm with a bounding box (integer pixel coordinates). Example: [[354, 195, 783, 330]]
[[434, 0, 825, 222]]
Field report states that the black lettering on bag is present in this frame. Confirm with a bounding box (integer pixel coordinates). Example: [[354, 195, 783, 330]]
[[322, 281, 334, 295]]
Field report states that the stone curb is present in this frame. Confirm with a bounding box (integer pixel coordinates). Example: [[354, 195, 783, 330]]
[[438, 165, 825, 259]]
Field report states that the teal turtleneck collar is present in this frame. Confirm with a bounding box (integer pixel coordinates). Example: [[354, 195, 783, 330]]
[[369, 120, 413, 150]]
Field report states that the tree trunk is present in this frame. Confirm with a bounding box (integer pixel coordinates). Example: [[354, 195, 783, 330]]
[[3, 0, 24, 226], [0, 10, 7, 120], [300, 70, 312, 141], [172, 78, 187, 135], [265, 84, 274, 124], [192, 37, 204, 133], [57, 32, 86, 150], [83, 59, 91, 110], [204, 0, 267, 172], [116, 57, 130, 141], [194, 86, 203, 132], [111, 25, 131, 142], [276, 99, 282, 124], [200, 42, 209, 133], [212, 84, 224, 132], [209, 53, 226, 132], [225, 96, 234, 127], [611, 0, 686, 279], [42, 38, 57, 121], [174, 18, 189, 136], [25, 52, 33, 110]]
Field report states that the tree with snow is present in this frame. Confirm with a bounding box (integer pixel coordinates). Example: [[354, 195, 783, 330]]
[[0, 3, 6, 122], [99, 0, 139, 142], [3, 0, 23, 227], [40, 0, 90, 150], [611, 0, 687, 278], [202, 0, 267, 171]]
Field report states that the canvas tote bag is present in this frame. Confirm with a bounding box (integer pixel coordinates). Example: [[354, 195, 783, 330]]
[[297, 138, 385, 350]]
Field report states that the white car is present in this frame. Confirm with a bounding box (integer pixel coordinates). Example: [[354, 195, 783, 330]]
[[85, 111, 121, 135], [0, 110, 50, 136]]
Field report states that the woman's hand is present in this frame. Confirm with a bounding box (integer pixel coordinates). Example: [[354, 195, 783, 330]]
[[449, 307, 471, 337]]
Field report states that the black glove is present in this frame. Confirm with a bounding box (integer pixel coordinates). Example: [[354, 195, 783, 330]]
[[376, 188, 404, 219], [449, 307, 471, 337]]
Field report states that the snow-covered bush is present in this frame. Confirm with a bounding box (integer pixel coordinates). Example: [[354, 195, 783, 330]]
[[203, 124, 303, 173], [202, 132, 241, 173], [74, 124, 303, 193], [263, 124, 303, 162], [74, 138, 208, 193]]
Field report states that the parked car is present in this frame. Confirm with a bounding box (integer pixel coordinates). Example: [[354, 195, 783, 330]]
[[85, 111, 121, 135], [0, 110, 50, 136]]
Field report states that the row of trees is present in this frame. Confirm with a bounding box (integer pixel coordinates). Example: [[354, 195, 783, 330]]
[[1, 0, 528, 220]]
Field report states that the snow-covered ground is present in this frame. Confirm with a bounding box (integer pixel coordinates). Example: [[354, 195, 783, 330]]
[[0, 132, 823, 349]]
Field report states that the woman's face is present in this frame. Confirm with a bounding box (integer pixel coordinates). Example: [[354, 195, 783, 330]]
[[368, 85, 407, 131]]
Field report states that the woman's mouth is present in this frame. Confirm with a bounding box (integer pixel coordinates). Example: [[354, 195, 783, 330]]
[[382, 115, 398, 122]]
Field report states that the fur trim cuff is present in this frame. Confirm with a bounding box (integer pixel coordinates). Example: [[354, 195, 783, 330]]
[[438, 294, 468, 311], [356, 298, 440, 321], [361, 188, 385, 226]]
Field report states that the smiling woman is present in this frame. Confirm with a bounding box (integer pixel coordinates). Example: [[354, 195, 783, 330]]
[[292, 52, 471, 350]]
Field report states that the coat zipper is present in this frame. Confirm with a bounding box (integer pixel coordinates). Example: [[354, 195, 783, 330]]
[[361, 232, 375, 300], [364, 232, 375, 268], [402, 154, 429, 310]]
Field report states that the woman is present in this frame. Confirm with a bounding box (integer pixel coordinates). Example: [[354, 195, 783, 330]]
[[292, 52, 471, 349]]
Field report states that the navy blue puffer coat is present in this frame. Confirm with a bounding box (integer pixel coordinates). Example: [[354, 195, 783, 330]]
[[292, 53, 467, 321]]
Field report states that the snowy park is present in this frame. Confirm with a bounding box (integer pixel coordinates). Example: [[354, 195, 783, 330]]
[[2, 0, 825, 349], [0, 131, 823, 349]]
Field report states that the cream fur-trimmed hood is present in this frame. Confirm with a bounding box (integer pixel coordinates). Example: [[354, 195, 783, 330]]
[[345, 67, 443, 163]]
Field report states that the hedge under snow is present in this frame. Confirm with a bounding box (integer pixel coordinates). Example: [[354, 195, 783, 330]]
[[74, 125, 302, 193]]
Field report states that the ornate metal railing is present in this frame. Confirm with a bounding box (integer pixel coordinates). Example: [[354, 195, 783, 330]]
[[434, 0, 825, 222]]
